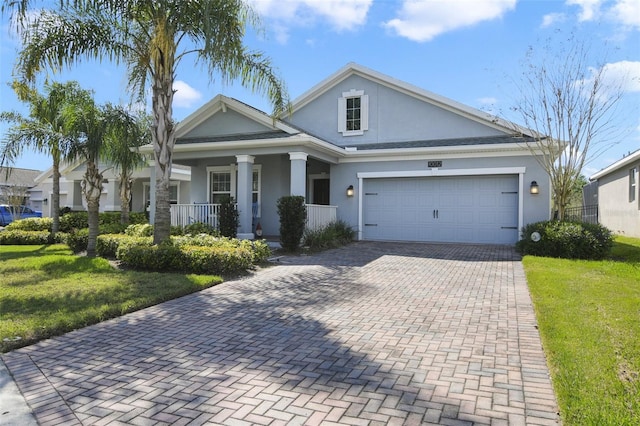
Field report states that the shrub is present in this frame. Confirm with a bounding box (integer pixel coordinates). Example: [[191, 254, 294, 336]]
[[218, 195, 239, 238], [128, 212, 148, 225], [0, 230, 54, 245], [303, 220, 356, 251], [125, 223, 154, 237], [179, 245, 253, 274], [65, 229, 89, 253], [517, 220, 614, 260], [96, 233, 133, 258], [183, 222, 220, 236], [117, 241, 183, 271], [5, 217, 53, 232], [277, 195, 306, 252], [60, 212, 88, 232]]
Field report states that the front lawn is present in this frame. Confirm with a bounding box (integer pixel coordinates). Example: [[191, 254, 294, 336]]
[[524, 235, 640, 425], [0, 244, 222, 352]]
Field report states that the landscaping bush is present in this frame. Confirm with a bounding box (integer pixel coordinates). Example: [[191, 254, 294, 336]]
[[128, 212, 148, 224], [5, 217, 52, 232], [60, 212, 88, 232], [60, 211, 148, 232], [96, 233, 133, 258], [218, 195, 239, 238], [125, 223, 154, 237], [179, 244, 253, 274], [65, 229, 89, 253], [303, 220, 356, 251], [517, 220, 614, 260], [0, 230, 54, 245], [183, 222, 220, 236], [277, 195, 306, 252], [117, 241, 183, 271]]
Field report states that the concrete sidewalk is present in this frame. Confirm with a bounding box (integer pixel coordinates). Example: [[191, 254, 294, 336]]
[[2, 242, 559, 425]]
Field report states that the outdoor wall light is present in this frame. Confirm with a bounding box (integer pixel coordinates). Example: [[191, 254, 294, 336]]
[[42, 198, 48, 204], [530, 181, 540, 195], [346, 185, 354, 197]]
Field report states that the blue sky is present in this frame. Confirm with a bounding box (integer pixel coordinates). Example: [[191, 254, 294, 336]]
[[1, 0, 638, 177]]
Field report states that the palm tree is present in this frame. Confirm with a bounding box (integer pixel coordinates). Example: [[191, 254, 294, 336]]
[[102, 105, 150, 225], [5, 0, 290, 244], [61, 87, 108, 257], [0, 80, 85, 235]]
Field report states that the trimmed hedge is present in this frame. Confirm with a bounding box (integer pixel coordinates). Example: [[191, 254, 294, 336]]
[[5, 217, 53, 232], [277, 195, 306, 252], [0, 230, 55, 245], [517, 220, 614, 260]]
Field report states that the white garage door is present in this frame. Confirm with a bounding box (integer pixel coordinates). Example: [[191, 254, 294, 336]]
[[362, 175, 519, 244]]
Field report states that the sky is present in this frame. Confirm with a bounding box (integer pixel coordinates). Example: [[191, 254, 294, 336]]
[[0, 0, 638, 178]]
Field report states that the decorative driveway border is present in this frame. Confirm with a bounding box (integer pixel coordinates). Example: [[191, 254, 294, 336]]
[[2, 242, 559, 425]]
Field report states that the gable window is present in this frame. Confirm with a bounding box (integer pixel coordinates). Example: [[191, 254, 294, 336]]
[[338, 89, 368, 136], [630, 167, 637, 203]]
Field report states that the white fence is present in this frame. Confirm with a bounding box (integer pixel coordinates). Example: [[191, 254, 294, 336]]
[[170, 204, 221, 228], [306, 204, 337, 230], [170, 203, 337, 232]]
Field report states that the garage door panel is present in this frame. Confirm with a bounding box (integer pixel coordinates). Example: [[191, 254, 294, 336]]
[[363, 175, 519, 244]]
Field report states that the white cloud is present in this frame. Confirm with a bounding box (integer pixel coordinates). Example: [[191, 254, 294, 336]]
[[247, 0, 372, 41], [566, 0, 603, 22], [541, 12, 566, 28], [383, 0, 517, 42], [478, 97, 498, 105], [173, 81, 202, 108], [600, 61, 640, 93], [610, 0, 640, 29]]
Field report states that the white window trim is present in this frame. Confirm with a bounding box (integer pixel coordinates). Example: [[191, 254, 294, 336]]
[[143, 182, 179, 205], [338, 89, 369, 136], [206, 164, 262, 215], [630, 166, 638, 204]]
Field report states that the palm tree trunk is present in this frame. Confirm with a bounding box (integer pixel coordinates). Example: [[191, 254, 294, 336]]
[[51, 158, 60, 234], [119, 173, 132, 225], [151, 63, 176, 245], [82, 160, 103, 257]]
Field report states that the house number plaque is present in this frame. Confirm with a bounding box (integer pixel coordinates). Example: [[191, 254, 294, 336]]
[[428, 161, 442, 168]]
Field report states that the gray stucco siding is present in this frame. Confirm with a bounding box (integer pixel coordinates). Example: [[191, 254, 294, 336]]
[[289, 74, 506, 147], [182, 109, 273, 139], [597, 167, 640, 237]]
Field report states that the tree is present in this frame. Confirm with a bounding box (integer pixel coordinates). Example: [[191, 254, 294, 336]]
[[0, 81, 86, 235], [510, 34, 625, 219], [4, 0, 290, 244], [62, 87, 108, 257], [102, 105, 150, 225]]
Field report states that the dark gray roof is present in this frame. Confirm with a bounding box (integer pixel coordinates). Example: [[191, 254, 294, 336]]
[[177, 131, 290, 145], [351, 135, 536, 150]]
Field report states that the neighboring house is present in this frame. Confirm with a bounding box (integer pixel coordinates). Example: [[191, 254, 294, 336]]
[[0, 166, 42, 211], [589, 149, 640, 238], [30, 160, 191, 217], [142, 63, 551, 244]]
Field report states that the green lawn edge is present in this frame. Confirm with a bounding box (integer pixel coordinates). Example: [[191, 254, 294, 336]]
[[1, 244, 223, 353], [524, 236, 640, 425]]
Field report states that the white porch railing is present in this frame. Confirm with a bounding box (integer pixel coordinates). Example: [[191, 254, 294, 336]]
[[170, 204, 221, 228], [306, 204, 337, 230], [169, 203, 337, 232]]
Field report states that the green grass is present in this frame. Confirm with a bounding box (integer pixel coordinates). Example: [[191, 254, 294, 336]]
[[0, 244, 222, 352], [524, 235, 640, 425]]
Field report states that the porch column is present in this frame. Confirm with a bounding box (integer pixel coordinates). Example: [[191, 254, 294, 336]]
[[236, 155, 255, 240], [103, 179, 119, 211], [67, 180, 84, 211], [149, 164, 156, 224], [289, 152, 308, 198]]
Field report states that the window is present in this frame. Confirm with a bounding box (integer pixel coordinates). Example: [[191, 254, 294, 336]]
[[207, 165, 261, 211], [144, 182, 179, 207], [338, 89, 368, 136], [631, 167, 637, 203]]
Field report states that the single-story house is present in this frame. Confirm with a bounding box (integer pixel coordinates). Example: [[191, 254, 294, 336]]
[[141, 62, 551, 244], [0, 166, 42, 210], [30, 160, 191, 217], [589, 149, 640, 238]]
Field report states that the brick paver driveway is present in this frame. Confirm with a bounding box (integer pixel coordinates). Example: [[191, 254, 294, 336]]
[[3, 242, 559, 425]]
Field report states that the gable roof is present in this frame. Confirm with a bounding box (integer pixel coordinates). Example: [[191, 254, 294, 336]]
[[0, 167, 42, 188], [291, 62, 530, 137], [174, 94, 300, 139], [590, 149, 640, 180]]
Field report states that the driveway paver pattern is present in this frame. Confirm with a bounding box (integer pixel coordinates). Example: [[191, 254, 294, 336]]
[[2, 242, 559, 425]]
